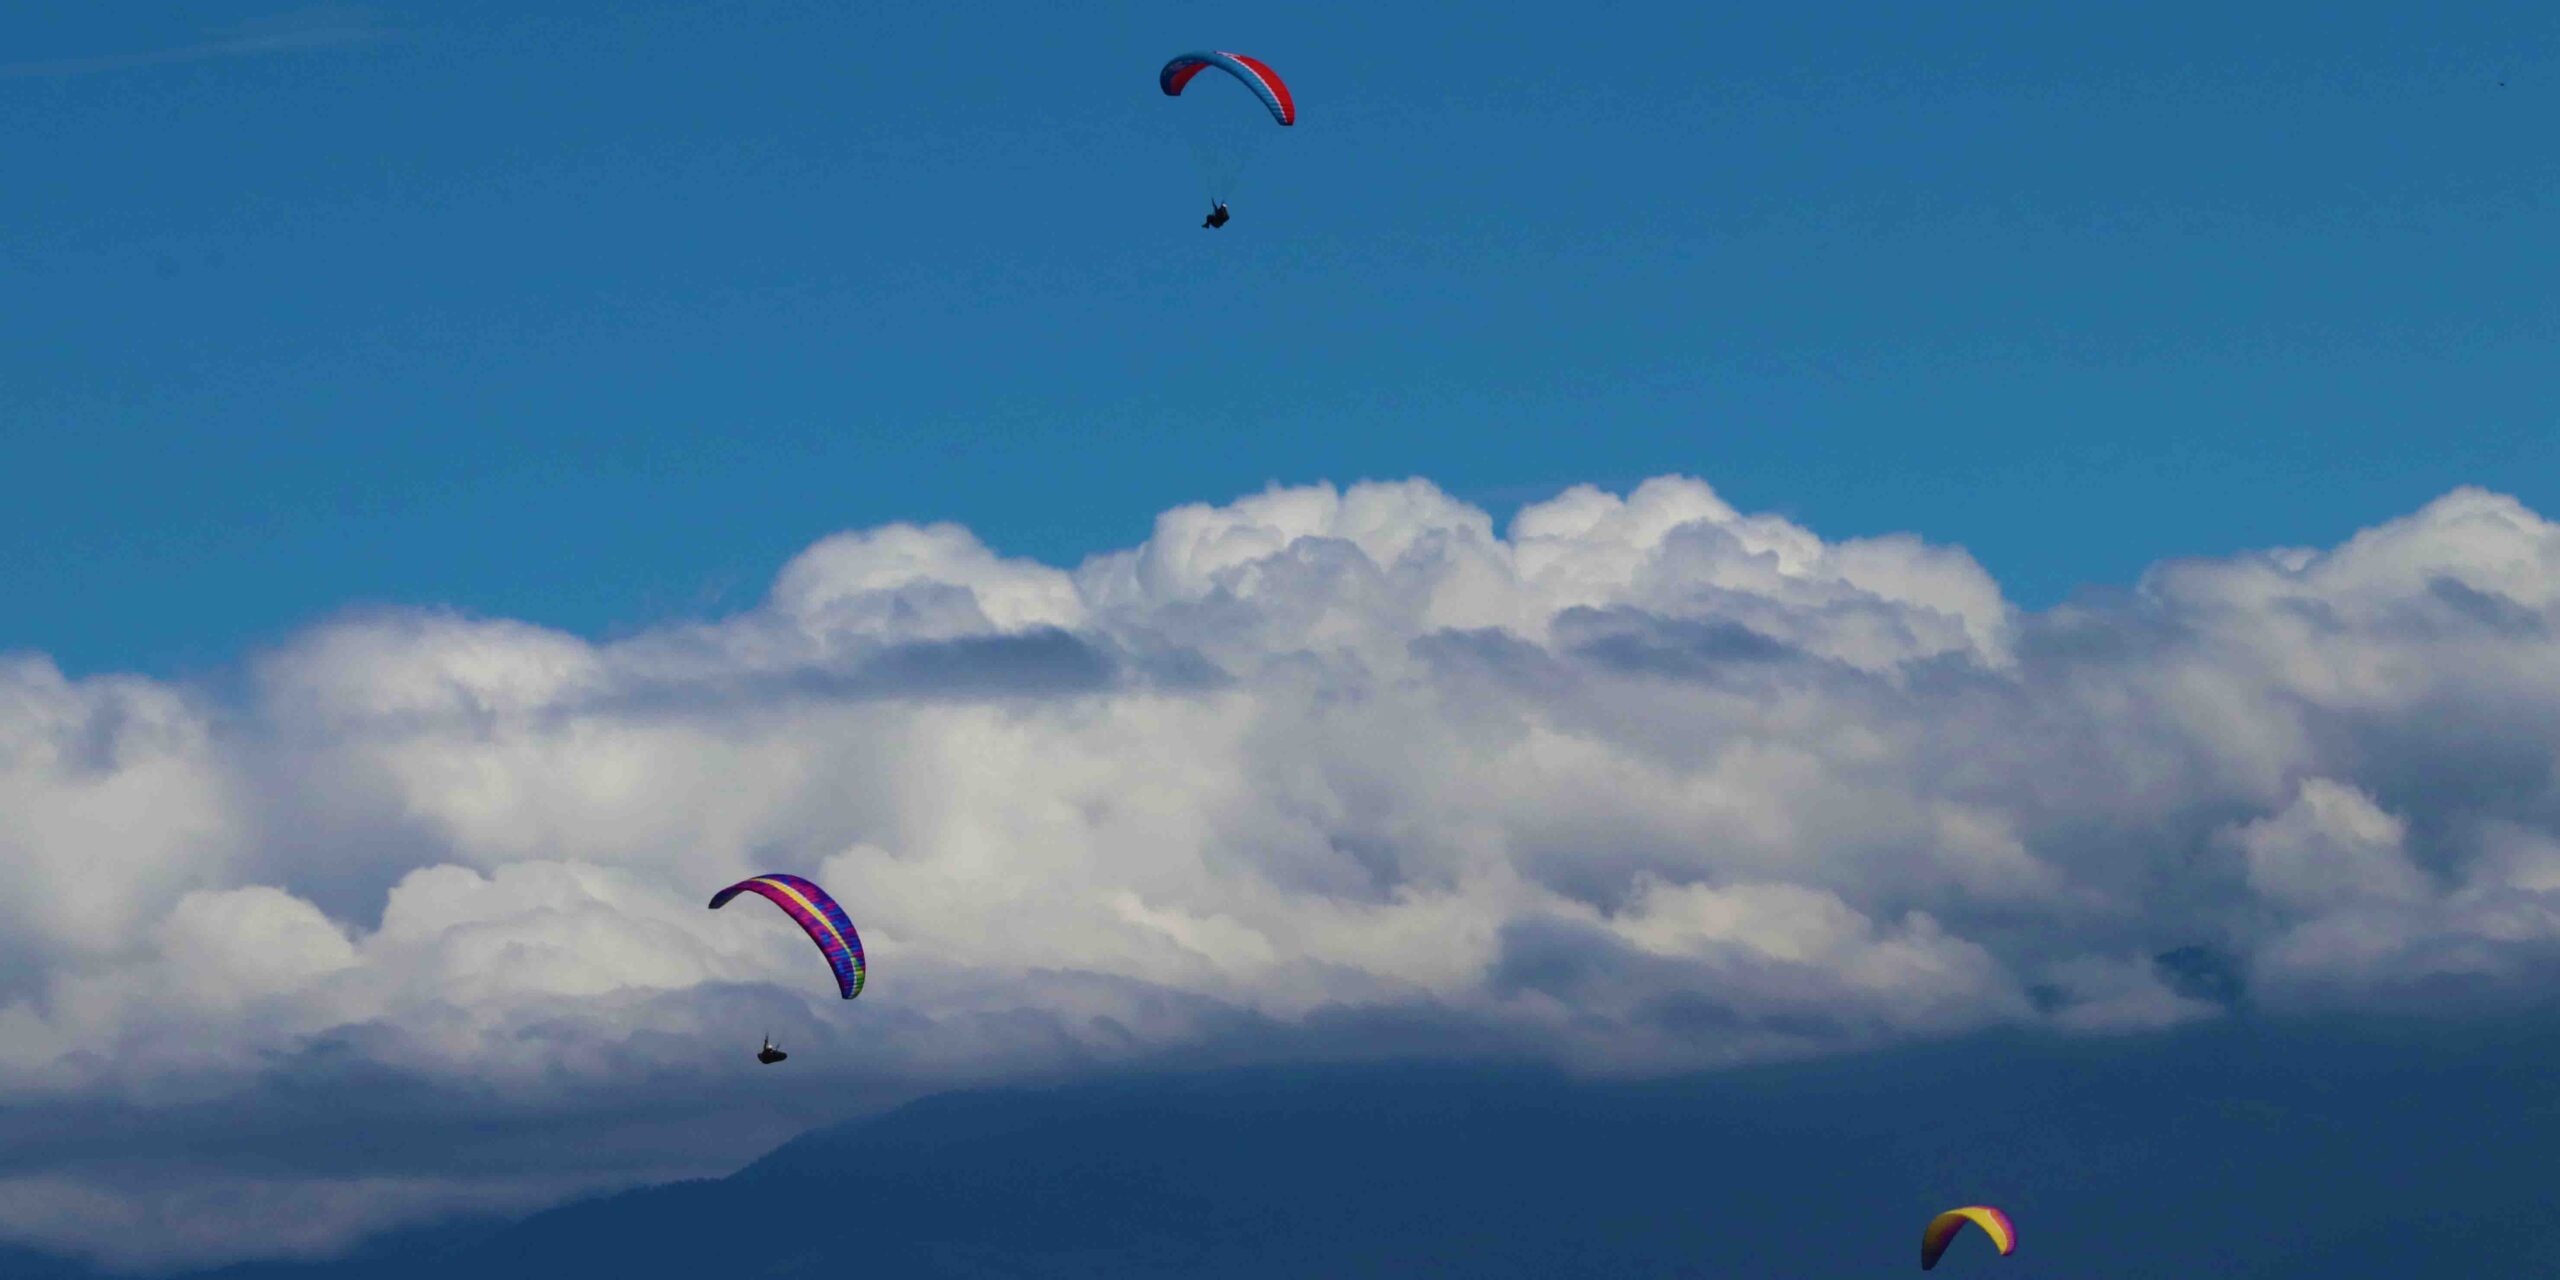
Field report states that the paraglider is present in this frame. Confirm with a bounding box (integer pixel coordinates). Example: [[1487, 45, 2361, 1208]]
[[756, 1036, 788, 1066], [708, 873, 867, 1000], [1159, 51, 1296, 126], [1159, 51, 1293, 224], [1920, 1206, 2015, 1270]]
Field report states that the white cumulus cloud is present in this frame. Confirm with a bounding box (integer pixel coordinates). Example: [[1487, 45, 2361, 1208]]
[[3, 475, 2559, 1269]]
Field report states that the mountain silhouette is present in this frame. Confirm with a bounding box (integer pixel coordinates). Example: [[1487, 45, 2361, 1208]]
[[43, 1018, 2560, 1278]]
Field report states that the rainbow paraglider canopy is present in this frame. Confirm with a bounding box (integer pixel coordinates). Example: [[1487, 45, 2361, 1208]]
[[708, 874, 866, 999]]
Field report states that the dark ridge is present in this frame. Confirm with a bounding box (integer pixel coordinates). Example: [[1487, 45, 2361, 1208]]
[[111, 1019, 2560, 1278]]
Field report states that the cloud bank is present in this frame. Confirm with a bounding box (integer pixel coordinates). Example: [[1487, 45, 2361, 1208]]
[[5, 475, 2559, 1269]]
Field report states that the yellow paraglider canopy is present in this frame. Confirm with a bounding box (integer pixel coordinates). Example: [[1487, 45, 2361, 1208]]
[[1920, 1206, 2015, 1270]]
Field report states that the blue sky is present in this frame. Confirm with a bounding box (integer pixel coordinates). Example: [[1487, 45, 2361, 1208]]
[[5, 0, 2553, 676], [12, 8, 2560, 1270]]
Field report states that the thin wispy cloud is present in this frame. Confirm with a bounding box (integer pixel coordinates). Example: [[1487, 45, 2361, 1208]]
[[0, 8, 390, 80]]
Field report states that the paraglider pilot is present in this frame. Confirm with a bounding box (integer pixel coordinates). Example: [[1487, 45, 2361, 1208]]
[[757, 1036, 788, 1066], [1202, 202, 1230, 229]]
